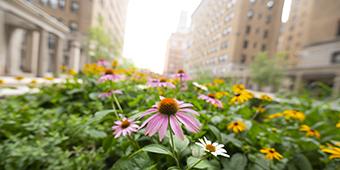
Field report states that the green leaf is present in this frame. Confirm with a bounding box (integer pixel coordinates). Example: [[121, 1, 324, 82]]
[[142, 144, 173, 157], [208, 125, 221, 141], [222, 153, 247, 170], [174, 136, 190, 153], [111, 152, 155, 170], [187, 156, 211, 169], [290, 154, 313, 170], [87, 109, 115, 124]]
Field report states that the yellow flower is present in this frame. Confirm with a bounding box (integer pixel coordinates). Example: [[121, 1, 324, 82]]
[[215, 91, 228, 99], [260, 148, 283, 160], [15, 76, 24, 81], [112, 59, 119, 68], [283, 110, 305, 121], [68, 69, 77, 76], [260, 94, 272, 102], [321, 145, 340, 159], [59, 65, 68, 72], [230, 90, 253, 104], [336, 121, 340, 128], [0, 79, 4, 85], [213, 78, 224, 85], [300, 125, 320, 138], [227, 120, 247, 133], [232, 84, 246, 93], [83, 63, 105, 75], [253, 105, 266, 113], [266, 112, 284, 119], [30, 79, 37, 85]]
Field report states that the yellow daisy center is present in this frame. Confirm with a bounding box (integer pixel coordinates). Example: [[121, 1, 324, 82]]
[[158, 98, 179, 115], [205, 144, 216, 152]]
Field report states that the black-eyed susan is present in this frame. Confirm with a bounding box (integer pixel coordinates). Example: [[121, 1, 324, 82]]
[[0, 79, 4, 85], [321, 144, 340, 159], [260, 94, 272, 102], [300, 125, 320, 138], [232, 84, 246, 93], [112, 59, 119, 68], [15, 76, 24, 81], [215, 91, 228, 99], [260, 148, 283, 160], [336, 121, 340, 128], [44, 76, 54, 81], [68, 69, 77, 76], [253, 105, 266, 113], [283, 110, 305, 121], [230, 90, 253, 104], [266, 112, 284, 120], [213, 78, 225, 85], [227, 120, 247, 133]]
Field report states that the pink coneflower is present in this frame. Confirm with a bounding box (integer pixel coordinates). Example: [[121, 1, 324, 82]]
[[198, 94, 223, 108], [147, 78, 175, 88], [98, 74, 121, 82], [175, 69, 189, 81], [112, 118, 139, 138], [140, 96, 201, 141], [98, 90, 123, 99], [97, 59, 109, 67]]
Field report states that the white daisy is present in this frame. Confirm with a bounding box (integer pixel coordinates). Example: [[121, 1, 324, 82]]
[[195, 137, 230, 157], [193, 82, 208, 91]]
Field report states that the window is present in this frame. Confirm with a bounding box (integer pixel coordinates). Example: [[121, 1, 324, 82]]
[[331, 51, 340, 64], [240, 54, 246, 64], [247, 10, 254, 19], [267, 0, 274, 9], [261, 44, 266, 51], [59, 0, 65, 9], [266, 15, 271, 24], [246, 25, 251, 34], [263, 30, 268, 38], [69, 21, 78, 32], [71, 1, 79, 13], [41, 0, 48, 5], [337, 20, 340, 36], [243, 40, 248, 49]]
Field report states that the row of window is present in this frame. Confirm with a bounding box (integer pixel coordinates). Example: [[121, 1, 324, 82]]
[[37, 0, 79, 12], [243, 40, 267, 51]]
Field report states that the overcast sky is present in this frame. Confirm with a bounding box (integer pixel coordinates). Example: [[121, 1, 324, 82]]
[[123, 0, 292, 73]]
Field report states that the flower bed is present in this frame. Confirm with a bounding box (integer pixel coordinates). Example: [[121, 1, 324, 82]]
[[0, 64, 339, 170]]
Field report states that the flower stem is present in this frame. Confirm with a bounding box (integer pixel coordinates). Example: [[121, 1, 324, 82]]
[[127, 135, 140, 149], [168, 120, 180, 168], [111, 95, 120, 119], [113, 94, 123, 113], [186, 155, 208, 170]]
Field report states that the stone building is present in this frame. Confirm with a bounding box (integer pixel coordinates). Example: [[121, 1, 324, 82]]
[[187, 0, 284, 80]]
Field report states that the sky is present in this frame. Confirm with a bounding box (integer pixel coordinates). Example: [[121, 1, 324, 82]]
[[123, 0, 292, 73]]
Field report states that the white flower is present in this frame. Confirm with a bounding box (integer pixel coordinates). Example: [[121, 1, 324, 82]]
[[196, 137, 230, 157], [193, 82, 208, 91]]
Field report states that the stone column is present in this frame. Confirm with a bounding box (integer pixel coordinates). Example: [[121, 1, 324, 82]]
[[293, 73, 303, 93], [25, 30, 39, 75], [69, 40, 80, 72], [37, 29, 49, 77], [333, 74, 340, 97], [0, 10, 6, 75], [53, 36, 64, 77], [7, 28, 25, 75]]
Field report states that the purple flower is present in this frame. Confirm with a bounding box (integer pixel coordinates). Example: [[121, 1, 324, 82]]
[[175, 69, 190, 81], [97, 59, 109, 67], [147, 78, 175, 88], [140, 96, 201, 141], [98, 74, 121, 82], [98, 90, 123, 99], [112, 118, 139, 138], [199, 94, 223, 108]]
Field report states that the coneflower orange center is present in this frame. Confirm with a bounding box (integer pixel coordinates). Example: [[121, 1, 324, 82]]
[[208, 94, 215, 99], [159, 78, 167, 83], [177, 69, 185, 74], [205, 144, 216, 152], [121, 119, 130, 129], [158, 98, 178, 115], [105, 69, 114, 75]]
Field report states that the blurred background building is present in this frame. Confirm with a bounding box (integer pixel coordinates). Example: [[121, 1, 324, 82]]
[[0, 0, 129, 77], [186, 0, 284, 80]]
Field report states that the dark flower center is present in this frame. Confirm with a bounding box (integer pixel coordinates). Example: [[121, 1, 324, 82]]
[[159, 78, 167, 83], [208, 94, 215, 99], [177, 69, 185, 74], [234, 122, 239, 126], [235, 93, 241, 97], [121, 120, 130, 129], [158, 98, 178, 115], [269, 150, 275, 154], [205, 144, 216, 152], [105, 69, 114, 75]]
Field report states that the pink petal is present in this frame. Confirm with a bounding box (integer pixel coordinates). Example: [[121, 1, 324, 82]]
[[179, 103, 193, 108], [170, 115, 184, 140], [145, 114, 163, 135], [140, 113, 159, 128], [147, 114, 166, 136], [179, 108, 199, 115], [158, 116, 169, 141], [140, 108, 158, 118], [176, 112, 200, 133]]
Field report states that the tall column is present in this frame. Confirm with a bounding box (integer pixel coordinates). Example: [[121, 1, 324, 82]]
[[53, 36, 64, 77], [25, 30, 39, 75], [7, 28, 25, 75], [333, 74, 340, 97], [293, 73, 303, 93], [69, 40, 80, 72], [37, 29, 48, 77], [0, 10, 6, 75]]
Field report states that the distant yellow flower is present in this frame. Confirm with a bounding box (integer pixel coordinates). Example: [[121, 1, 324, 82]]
[[253, 105, 266, 113], [215, 91, 228, 99], [321, 145, 340, 159], [30, 79, 37, 85], [266, 112, 284, 119], [44, 77, 54, 81], [336, 121, 340, 128], [300, 125, 320, 138], [0, 79, 4, 85], [260, 148, 283, 160], [260, 94, 272, 102], [232, 84, 246, 93], [15, 76, 24, 81], [68, 69, 77, 76], [230, 90, 253, 104], [60, 65, 68, 72], [112, 59, 119, 68], [83, 63, 105, 75], [227, 120, 246, 133], [283, 110, 305, 121], [213, 78, 224, 85]]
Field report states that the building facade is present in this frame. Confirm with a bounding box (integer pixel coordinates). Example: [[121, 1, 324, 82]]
[[0, 0, 129, 77], [187, 0, 284, 79], [279, 0, 340, 96]]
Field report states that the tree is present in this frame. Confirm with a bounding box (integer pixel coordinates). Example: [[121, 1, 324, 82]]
[[249, 52, 285, 91]]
